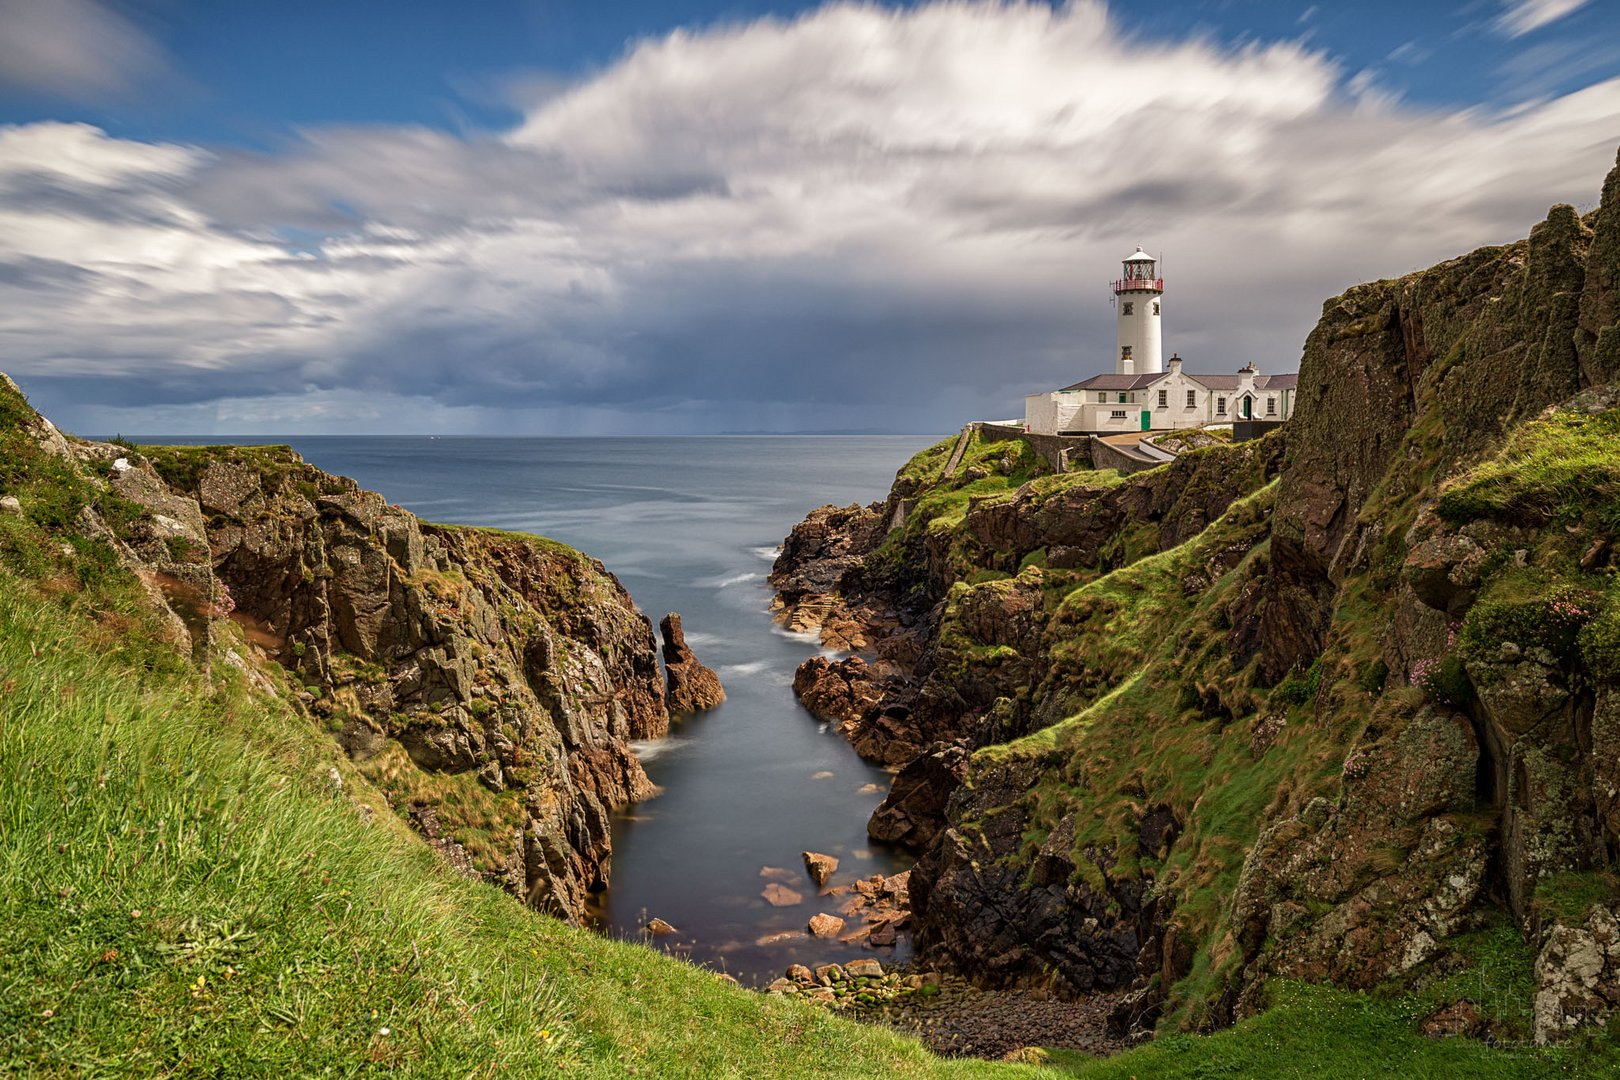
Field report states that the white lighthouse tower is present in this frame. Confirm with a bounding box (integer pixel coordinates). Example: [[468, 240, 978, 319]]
[[1113, 247, 1163, 376]]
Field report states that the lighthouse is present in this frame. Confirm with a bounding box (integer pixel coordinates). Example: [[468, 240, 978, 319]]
[[1112, 247, 1163, 376]]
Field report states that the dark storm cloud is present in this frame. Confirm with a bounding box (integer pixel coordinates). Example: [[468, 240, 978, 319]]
[[2, 2, 1618, 434]]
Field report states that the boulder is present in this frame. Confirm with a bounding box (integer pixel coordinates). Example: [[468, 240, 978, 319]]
[[808, 913, 845, 938], [1534, 906, 1620, 1044], [659, 612, 726, 713], [802, 851, 839, 887], [794, 655, 884, 730], [868, 741, 969, 849]]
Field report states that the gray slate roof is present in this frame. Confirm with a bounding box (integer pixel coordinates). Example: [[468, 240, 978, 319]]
[[1059, 369, 1300, 393], [1060, 373, 1163, 391]]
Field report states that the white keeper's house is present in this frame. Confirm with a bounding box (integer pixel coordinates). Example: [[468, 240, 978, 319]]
[[1024, 248, 1297, 436]]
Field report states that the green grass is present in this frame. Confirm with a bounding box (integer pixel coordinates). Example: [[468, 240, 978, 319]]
[[1048, 981, 1619, 1079], [0, 571, 1037, 1078], [1434, 401, 1620, 530]]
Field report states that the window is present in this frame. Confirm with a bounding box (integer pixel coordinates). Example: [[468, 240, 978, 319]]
[[1122, 302, 1134, 316], [1267, 397, 1277, 416], [1217, 397, 1227, 415], [1110, 410, 1127, 419], [1118, 393, 1127, 403], [1186, 390, 1197, 408], [1158, 389, 1168, 408], [1152, 302, 1160, 315], [1097, 392, 1107, 403]]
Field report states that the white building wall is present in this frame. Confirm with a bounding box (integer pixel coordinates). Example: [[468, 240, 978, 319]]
[[1026, 370, 1291, 435], [1115, 288, 1163, 375], [1141, 368, 1212, 429], [1024, 392, 1088, 435]]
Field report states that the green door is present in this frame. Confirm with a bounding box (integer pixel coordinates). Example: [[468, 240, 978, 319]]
[[1140, 410, 1151, 431]]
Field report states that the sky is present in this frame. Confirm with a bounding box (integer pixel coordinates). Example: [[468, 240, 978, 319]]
[[0, 0, 1617, 435]]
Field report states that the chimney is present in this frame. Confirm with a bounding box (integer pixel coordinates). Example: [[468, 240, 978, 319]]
[[1168, 352, 1183, 374]]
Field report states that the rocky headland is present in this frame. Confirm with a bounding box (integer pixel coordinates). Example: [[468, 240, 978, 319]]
[[771, 147, 1620, 1048], [0, 379, 723, 923]]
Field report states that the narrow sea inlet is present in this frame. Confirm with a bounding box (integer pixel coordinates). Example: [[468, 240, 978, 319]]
[[146, 433, 935, 984]]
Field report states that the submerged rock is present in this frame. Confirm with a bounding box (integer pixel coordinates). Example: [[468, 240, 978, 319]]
[[660, 612, 726, 713], [762, 883, 803, 907]]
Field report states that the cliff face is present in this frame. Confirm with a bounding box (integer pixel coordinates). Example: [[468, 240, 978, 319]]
[[0, 391, 668, 922], [773, 149, 1620, 1044]]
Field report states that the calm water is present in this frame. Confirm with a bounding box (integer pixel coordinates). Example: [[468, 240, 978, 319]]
[[142, 435, 935, 984]]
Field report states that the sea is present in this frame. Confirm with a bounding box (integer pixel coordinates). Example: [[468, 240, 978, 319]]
[[138, 434, 937, 984]]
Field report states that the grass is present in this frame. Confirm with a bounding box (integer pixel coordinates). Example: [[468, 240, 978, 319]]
[[0, 571, 1031, 1079], [1048, 980, 1619, 1079], [137, 443, 308, 497], [1434, 400, 1620, 530]]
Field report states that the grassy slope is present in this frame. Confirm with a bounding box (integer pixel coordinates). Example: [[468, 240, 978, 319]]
[[0, 384, 1019, 1078], [0, 560, 1032, 1079]]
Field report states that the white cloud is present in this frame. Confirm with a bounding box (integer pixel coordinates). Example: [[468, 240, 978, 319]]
[[2, 1, 1617, 434], [1492, 0, 1592, 39], [0, 0, 172, 101]]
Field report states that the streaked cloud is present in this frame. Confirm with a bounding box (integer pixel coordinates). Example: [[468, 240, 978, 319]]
[[2, 1, 1617, 434], [1492, 0, 1591, 39]]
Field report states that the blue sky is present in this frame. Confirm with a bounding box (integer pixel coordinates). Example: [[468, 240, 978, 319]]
[[0, 1, 1616, 433], [6, 2, 1615, 143]]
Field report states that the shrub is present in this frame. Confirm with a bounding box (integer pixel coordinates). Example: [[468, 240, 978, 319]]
[[1461, 584, 1600, 668], [1412, 653, 1474, 709]]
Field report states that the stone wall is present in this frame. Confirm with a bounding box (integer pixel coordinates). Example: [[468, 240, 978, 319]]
[[1086, 436, 1160, 475], [977, 422, 1094, 473]]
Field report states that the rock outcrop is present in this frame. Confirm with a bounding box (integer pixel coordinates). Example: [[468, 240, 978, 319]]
[[771, 148, 1620, 1044], [659, 612, 725, 713], [0, 395, 670, 925]]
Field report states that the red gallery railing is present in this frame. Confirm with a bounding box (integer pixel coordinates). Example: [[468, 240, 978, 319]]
[[1111, 277, 1164, 293]]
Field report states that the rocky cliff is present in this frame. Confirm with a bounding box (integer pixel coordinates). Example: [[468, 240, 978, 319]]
[[772, 149, 1620, 1045], [0, 382, 670, 922]]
